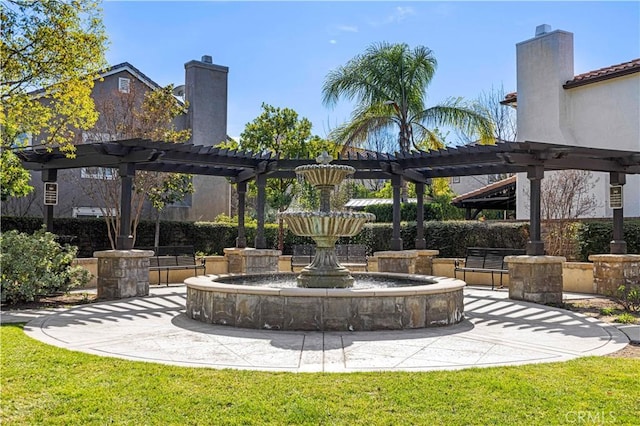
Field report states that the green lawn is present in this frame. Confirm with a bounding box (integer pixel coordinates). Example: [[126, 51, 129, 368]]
[[1, 324, 638, 425]]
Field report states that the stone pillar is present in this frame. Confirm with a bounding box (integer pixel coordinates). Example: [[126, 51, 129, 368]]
[[224, 248, 281, 274], [415, 250, 439, 275], [589, 254, 640, 296], [94, 250, 153, 299], [375, 250, 418, 274], [505, 255, 565, 305]]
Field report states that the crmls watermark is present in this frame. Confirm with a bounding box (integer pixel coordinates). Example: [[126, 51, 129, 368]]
[[565, 411, 616, 424]]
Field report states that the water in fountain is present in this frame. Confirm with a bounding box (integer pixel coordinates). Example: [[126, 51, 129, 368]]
[[278, 152, 375, 288]]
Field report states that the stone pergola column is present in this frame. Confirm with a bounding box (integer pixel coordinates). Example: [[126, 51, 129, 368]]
[[415, 181, 426, 249], [255, 173, 267, 249], [391, 174, 403, 251], [117, 163, 135, 250], [236, 181, 247, 248], [609, 172, 627, 254], [42, 169, 57, 233], [526, 165, 545, 255]]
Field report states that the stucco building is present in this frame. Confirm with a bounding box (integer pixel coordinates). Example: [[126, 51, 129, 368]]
[[6, 55, 231, 222], [505, 25, 639, 220]]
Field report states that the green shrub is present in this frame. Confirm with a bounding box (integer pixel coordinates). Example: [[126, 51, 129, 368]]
[[615, 313, 637, 324], [614, 284, 640, 313], [363, 203, 443, 222], [577, 220, 640, 260], [1, 216, 529, 258], [0, 229, 90, 304]]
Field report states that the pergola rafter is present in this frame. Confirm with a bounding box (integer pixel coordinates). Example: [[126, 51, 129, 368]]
[[16, 139, 640, 254]]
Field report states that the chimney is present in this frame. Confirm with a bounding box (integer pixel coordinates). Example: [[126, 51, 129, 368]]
[[515, 26, 574, 144], [184, 55, 228, 147], [535, 24, 552, 37]]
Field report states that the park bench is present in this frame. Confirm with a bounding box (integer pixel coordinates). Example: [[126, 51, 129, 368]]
[[454, 247, 525, 290], [291, 244, 369, 271], [144, 245, 206, 286]]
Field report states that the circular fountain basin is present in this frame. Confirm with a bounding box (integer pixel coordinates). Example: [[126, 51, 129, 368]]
[[185, 272, 465, 331]]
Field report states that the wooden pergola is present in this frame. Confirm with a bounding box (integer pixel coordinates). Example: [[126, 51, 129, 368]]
[[18, 139, 640, 255]]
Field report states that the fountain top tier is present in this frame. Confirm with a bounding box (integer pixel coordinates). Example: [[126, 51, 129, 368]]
[[294, 151, 355, 188]]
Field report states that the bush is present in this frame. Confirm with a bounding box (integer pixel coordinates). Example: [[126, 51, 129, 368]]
[[614, 285, 640, 313], [577, 220, 640, 260], [1, 229, 91, 304]]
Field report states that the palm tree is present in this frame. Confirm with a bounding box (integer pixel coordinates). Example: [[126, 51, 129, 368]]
[[322, 42, 493, 154]]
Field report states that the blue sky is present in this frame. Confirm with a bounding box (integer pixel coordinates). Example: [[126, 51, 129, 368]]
[[102, 1, 640, 142]]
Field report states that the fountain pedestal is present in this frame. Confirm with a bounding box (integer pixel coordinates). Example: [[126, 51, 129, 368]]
[[298, 246, 354, 288]]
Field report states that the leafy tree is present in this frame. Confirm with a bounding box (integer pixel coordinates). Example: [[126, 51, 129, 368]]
[[322, 42, 492, 200], [147, 174, 194, 247], [218, 103, 338, 251], [322, 42, 493, 154], [457, 83, 517, 144], [0, 148, 31, 201], [81, 84, 193, 248], [1, 0, 107, 197]]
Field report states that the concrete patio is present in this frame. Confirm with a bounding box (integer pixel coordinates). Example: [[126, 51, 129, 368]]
[[2, 286, 630, 373]]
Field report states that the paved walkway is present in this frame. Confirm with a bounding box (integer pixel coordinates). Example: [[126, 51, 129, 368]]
[[2, 286, 629, 373]]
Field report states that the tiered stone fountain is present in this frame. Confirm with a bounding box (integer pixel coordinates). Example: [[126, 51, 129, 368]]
[[279, 152, 375, 288], [185, 153, 465, 331]]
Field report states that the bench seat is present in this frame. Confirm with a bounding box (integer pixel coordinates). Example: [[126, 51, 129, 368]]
[[454, 247, 525, 289]]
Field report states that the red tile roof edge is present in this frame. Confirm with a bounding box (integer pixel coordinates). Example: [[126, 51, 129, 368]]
[[501, 58, 640, 104], [563, 58, 640, 89]]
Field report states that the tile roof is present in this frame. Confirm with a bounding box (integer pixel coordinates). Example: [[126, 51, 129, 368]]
[[563, 58, 640, 88], [451, 175, 516, 203], [501, 58, 640, 104]]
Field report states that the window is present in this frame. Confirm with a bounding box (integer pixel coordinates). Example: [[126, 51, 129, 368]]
[[82, 132, 114, 144], [73, 207, 117, 218], [81, 167, 117, 180], [118, 77, 130, 93]]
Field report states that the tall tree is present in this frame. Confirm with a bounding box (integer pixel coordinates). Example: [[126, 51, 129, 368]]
[[218, 103, 338, 251], [1, 0, 107, 196], [457, 84, 517, 144], [81, 84, 193, 248], [322, 42, 493, 154]]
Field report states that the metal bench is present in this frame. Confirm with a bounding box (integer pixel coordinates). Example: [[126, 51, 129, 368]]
[[291, 244, 369, 271], [144, 245, 206, 286], [454, 247, 525, 290]]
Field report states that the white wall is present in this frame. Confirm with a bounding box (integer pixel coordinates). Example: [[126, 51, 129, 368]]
[[515, 27, 640, 219]]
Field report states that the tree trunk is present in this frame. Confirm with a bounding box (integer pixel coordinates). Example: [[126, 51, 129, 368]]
[[154, 209, 161, 248]]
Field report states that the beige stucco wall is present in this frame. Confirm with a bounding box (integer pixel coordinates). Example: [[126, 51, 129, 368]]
[[76, 255, 597, 293], [562, 262, 595, 294]]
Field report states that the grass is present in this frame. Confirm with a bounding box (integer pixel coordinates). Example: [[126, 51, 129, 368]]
[[1, 324, 639, 425]]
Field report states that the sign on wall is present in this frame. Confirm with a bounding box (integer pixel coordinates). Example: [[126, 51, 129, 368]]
[[44, 182, 58, 206], [609, 185, 623, 209]]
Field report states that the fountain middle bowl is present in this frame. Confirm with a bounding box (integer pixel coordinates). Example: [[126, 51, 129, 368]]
[[185, 272, 465, 331], [278, 211, 376, 238]]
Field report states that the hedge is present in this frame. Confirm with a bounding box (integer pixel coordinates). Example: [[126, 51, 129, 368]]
[[577, 220, 640, 261], [2, 216, 529, 258]]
